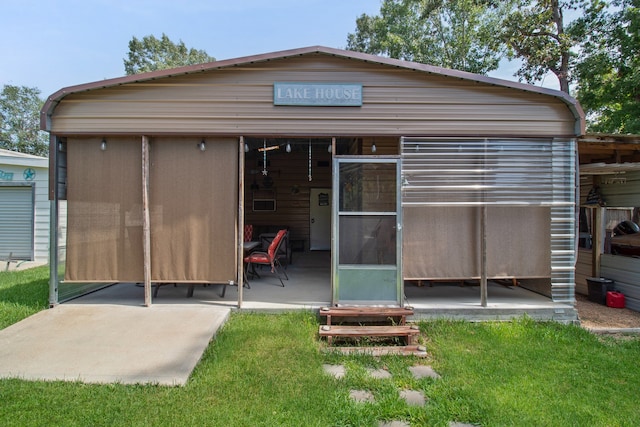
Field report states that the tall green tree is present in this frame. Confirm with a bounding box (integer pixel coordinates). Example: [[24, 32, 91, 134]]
[[0, 85, 48, 157], [346, 0, 511, 74], [124, 33, 215, 75], [501, 0, 604, 94], [571, 0, 640, 133]]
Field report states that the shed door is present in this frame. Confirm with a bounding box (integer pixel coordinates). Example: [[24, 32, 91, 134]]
[[310, 188, 331, 250], [332, 157, 402, 306], [0, 186, 34, 260]]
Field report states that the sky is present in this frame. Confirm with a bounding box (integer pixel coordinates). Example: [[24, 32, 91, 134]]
[[1, 0, 554, 99]]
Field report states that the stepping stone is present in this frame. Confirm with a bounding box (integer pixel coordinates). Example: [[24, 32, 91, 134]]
[[378, 421, 411, 427], [350, 389, 375, 403], [450, 423, 477, 427], [323, 364, 345, 379], [409, 365, 441, 379], [367, 367, 392, 379], [399, 389, 426, 407]]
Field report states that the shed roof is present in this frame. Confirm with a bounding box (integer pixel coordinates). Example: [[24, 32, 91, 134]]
[[0, 148, 48, 168], [40, 45, 584, 133]]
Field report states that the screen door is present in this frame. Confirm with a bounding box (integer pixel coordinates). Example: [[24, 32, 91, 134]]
[[332, 157, 402, 306]]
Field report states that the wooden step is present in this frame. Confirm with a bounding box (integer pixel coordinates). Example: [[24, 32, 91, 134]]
[[319, 325, 420, 337], [319, 324, 420, 345], [319, 306, 414, 325]]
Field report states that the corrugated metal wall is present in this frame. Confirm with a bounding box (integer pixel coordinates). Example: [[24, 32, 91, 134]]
[[401, 137, 576, 303], [0, 160, 49, 262], [550, 139, 577, 303], [49, 55, 577, 138], [599, 171, 640, 207], [0, 185, 34, 260], [601, 254, 640, 311]]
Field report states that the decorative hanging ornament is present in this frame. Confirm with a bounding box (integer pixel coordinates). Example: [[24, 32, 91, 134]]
[[262, 139, 268, 176], [308, 139, 313, 181]]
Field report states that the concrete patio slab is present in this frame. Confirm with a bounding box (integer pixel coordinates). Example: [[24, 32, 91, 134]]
[[0, 304, 229, 386]]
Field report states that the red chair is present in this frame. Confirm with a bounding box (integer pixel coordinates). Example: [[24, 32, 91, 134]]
[[243, 224, 253, 242], [244, 229, 289, 287]]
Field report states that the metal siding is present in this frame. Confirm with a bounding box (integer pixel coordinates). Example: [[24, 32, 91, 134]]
[[599, 171, 640, 207], [402, 138, 558, 205], [400, 137, 577, 303], [600, 254, 640, 312], [32, 168, 50, 262], [0, 186, 34, 260], [50, 56, 577, 137], [550, 139, 577, 304]]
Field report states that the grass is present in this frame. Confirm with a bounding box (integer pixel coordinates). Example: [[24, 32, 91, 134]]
[[1, 268, 640, 426], [0, 266, 49, 329]]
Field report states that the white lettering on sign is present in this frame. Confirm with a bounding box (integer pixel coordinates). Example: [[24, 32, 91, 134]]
[[274, 83, 362, 106]]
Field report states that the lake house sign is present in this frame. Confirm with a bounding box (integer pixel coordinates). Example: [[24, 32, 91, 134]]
[[273, 82, 362, 106]]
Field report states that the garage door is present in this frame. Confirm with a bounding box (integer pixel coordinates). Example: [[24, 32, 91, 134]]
[[0, 186, 34, 260]]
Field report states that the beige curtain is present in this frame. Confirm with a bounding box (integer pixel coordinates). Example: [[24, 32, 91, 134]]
[[66, 137, 143, 282], [403, 206, 480, 279], [65, 136, 238, 283], [403, 205, 550, 280], [149, 137, 237, 283], [486, 207, 550, 277]]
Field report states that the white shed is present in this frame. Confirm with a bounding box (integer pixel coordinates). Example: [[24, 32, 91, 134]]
[[0, 149, 49, 263]]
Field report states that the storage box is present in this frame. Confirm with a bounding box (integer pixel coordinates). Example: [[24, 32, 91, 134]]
[[606, 291, 625, 308], [586, 277, 614, 305]]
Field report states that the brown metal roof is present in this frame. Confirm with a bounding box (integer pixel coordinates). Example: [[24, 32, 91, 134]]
[[40, 45, 585, 133]]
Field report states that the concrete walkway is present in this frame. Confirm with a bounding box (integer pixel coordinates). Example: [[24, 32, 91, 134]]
[[0, 304, 230, 386]]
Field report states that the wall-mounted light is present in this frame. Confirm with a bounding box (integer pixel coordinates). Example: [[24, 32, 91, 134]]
[[327, 144, 332, 153], [100, 139, 107, 151], [198, 139, 206, 151], [371, 140, 377, 153], [244, 143, 249, 152], [286, 142, 292, 153]]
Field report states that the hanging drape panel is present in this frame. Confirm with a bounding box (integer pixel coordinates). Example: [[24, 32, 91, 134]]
[[403, 206, 480, 279], [486, 206, 550, 277], [66, 137, 144, 282], [149, 137, 237, 283], [401, 138, 565, 280], [65, 137, 238, 283]]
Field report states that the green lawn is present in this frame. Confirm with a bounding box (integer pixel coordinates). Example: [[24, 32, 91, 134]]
[[1, 267, 639, 426], [0, 266, 49, 330]]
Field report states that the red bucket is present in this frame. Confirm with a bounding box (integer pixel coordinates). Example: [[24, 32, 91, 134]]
[[606, 291, 625, 309]]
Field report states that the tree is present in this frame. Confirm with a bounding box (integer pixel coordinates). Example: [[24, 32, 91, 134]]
[[124, 33, 215, 75], [571, 0, 640, 133], [0, 85, 48, 157], [500, 0, 603, 94], [346, 0, 511, 75]]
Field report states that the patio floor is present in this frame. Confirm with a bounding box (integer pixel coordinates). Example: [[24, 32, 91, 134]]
[[70, 251, 577, 322]]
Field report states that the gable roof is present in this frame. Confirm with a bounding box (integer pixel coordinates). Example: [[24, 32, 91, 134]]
[[40, 45, 584, 133], [0, 148, 48, 168]]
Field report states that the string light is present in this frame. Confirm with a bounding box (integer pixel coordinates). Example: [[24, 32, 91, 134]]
[[308, 139, 312, 181]]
